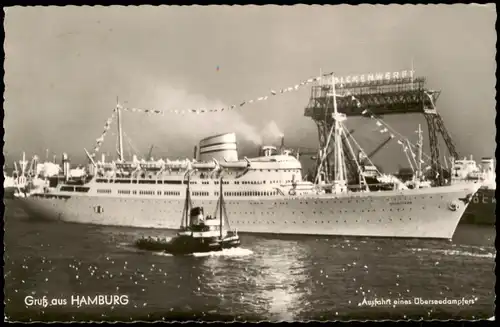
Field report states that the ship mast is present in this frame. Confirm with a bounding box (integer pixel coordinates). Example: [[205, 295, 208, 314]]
[[116, 98, 124, 162], [219, 177, 223, 239], [416, 124, 423, 181], [331, 74, 348, 193], [19, 152, 28, 177], [184, 174, 191, 228]]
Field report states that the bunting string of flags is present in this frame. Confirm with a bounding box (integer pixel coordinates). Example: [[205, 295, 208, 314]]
[[89, 73, 330, 156], [117, 73, 330, 116], [90, 72, 446, 175], [91, 107, 118, 157], [346, 98, 445, 172]]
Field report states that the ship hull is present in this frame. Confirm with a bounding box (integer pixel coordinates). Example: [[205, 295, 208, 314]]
[[15, 183, 479, 239], [135, 235, 241, 255], [3, 186, 17, 199], [460, 188, 496, 225]]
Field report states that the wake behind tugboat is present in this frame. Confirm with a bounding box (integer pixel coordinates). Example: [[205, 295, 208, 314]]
[[135, 176, 241, 255]]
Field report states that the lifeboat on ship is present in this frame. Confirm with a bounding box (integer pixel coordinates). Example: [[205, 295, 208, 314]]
[[165, 159, 190, 170], [219, 157, 251, 169], [98, 162, 115, 170], [115, 162, 138, 171], [139, 159, 165, 171], [192, 161, 217, 170]]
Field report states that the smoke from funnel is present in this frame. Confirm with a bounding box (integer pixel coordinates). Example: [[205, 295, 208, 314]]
[[233, 118, 263, 146], [263, 120, 284, 139]]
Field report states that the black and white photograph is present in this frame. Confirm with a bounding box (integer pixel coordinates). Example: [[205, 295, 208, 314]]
[[2, 4, 496, 322]]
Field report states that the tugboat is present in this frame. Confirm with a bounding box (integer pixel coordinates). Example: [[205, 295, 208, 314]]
[[135, 175, 241, 255]]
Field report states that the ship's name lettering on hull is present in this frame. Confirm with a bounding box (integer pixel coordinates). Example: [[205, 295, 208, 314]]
[[389, 201, 413, 205], [472, 195, 496, 204]]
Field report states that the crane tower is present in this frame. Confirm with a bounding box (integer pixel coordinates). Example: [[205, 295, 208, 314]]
[[304, 70, 459, 186]]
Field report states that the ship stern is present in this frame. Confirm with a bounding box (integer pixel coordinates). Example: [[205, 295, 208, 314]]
[[13, 194, 63, 222]]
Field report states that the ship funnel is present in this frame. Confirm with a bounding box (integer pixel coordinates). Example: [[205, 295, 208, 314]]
[[280, 134, 285, 151], [101, 153, 106, 164], [62, 153, 70, 181], [88, 163, 95, 176], [198, 133, 238, 162], [193, 145, 198, 161], [32, 156, 39, 176]]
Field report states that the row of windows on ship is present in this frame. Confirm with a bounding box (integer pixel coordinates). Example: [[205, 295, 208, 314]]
[[97, 168, 301, 175], [94, 179, 297, 185], [92, 189, 280, 197]]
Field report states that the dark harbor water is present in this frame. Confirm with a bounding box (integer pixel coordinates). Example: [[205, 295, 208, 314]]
[[3, 199, 496, 322]]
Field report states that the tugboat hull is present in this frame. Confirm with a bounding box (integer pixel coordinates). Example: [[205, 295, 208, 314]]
[[135, 235, 241, 255]]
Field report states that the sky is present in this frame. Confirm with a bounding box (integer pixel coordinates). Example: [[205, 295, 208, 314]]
[[3, 4, 497, 172]]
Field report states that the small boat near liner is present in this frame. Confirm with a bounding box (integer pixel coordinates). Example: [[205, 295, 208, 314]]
[[135, 176, 241, 255]]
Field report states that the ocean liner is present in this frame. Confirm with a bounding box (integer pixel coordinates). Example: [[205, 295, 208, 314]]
[[15, 75, 481, 239]]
